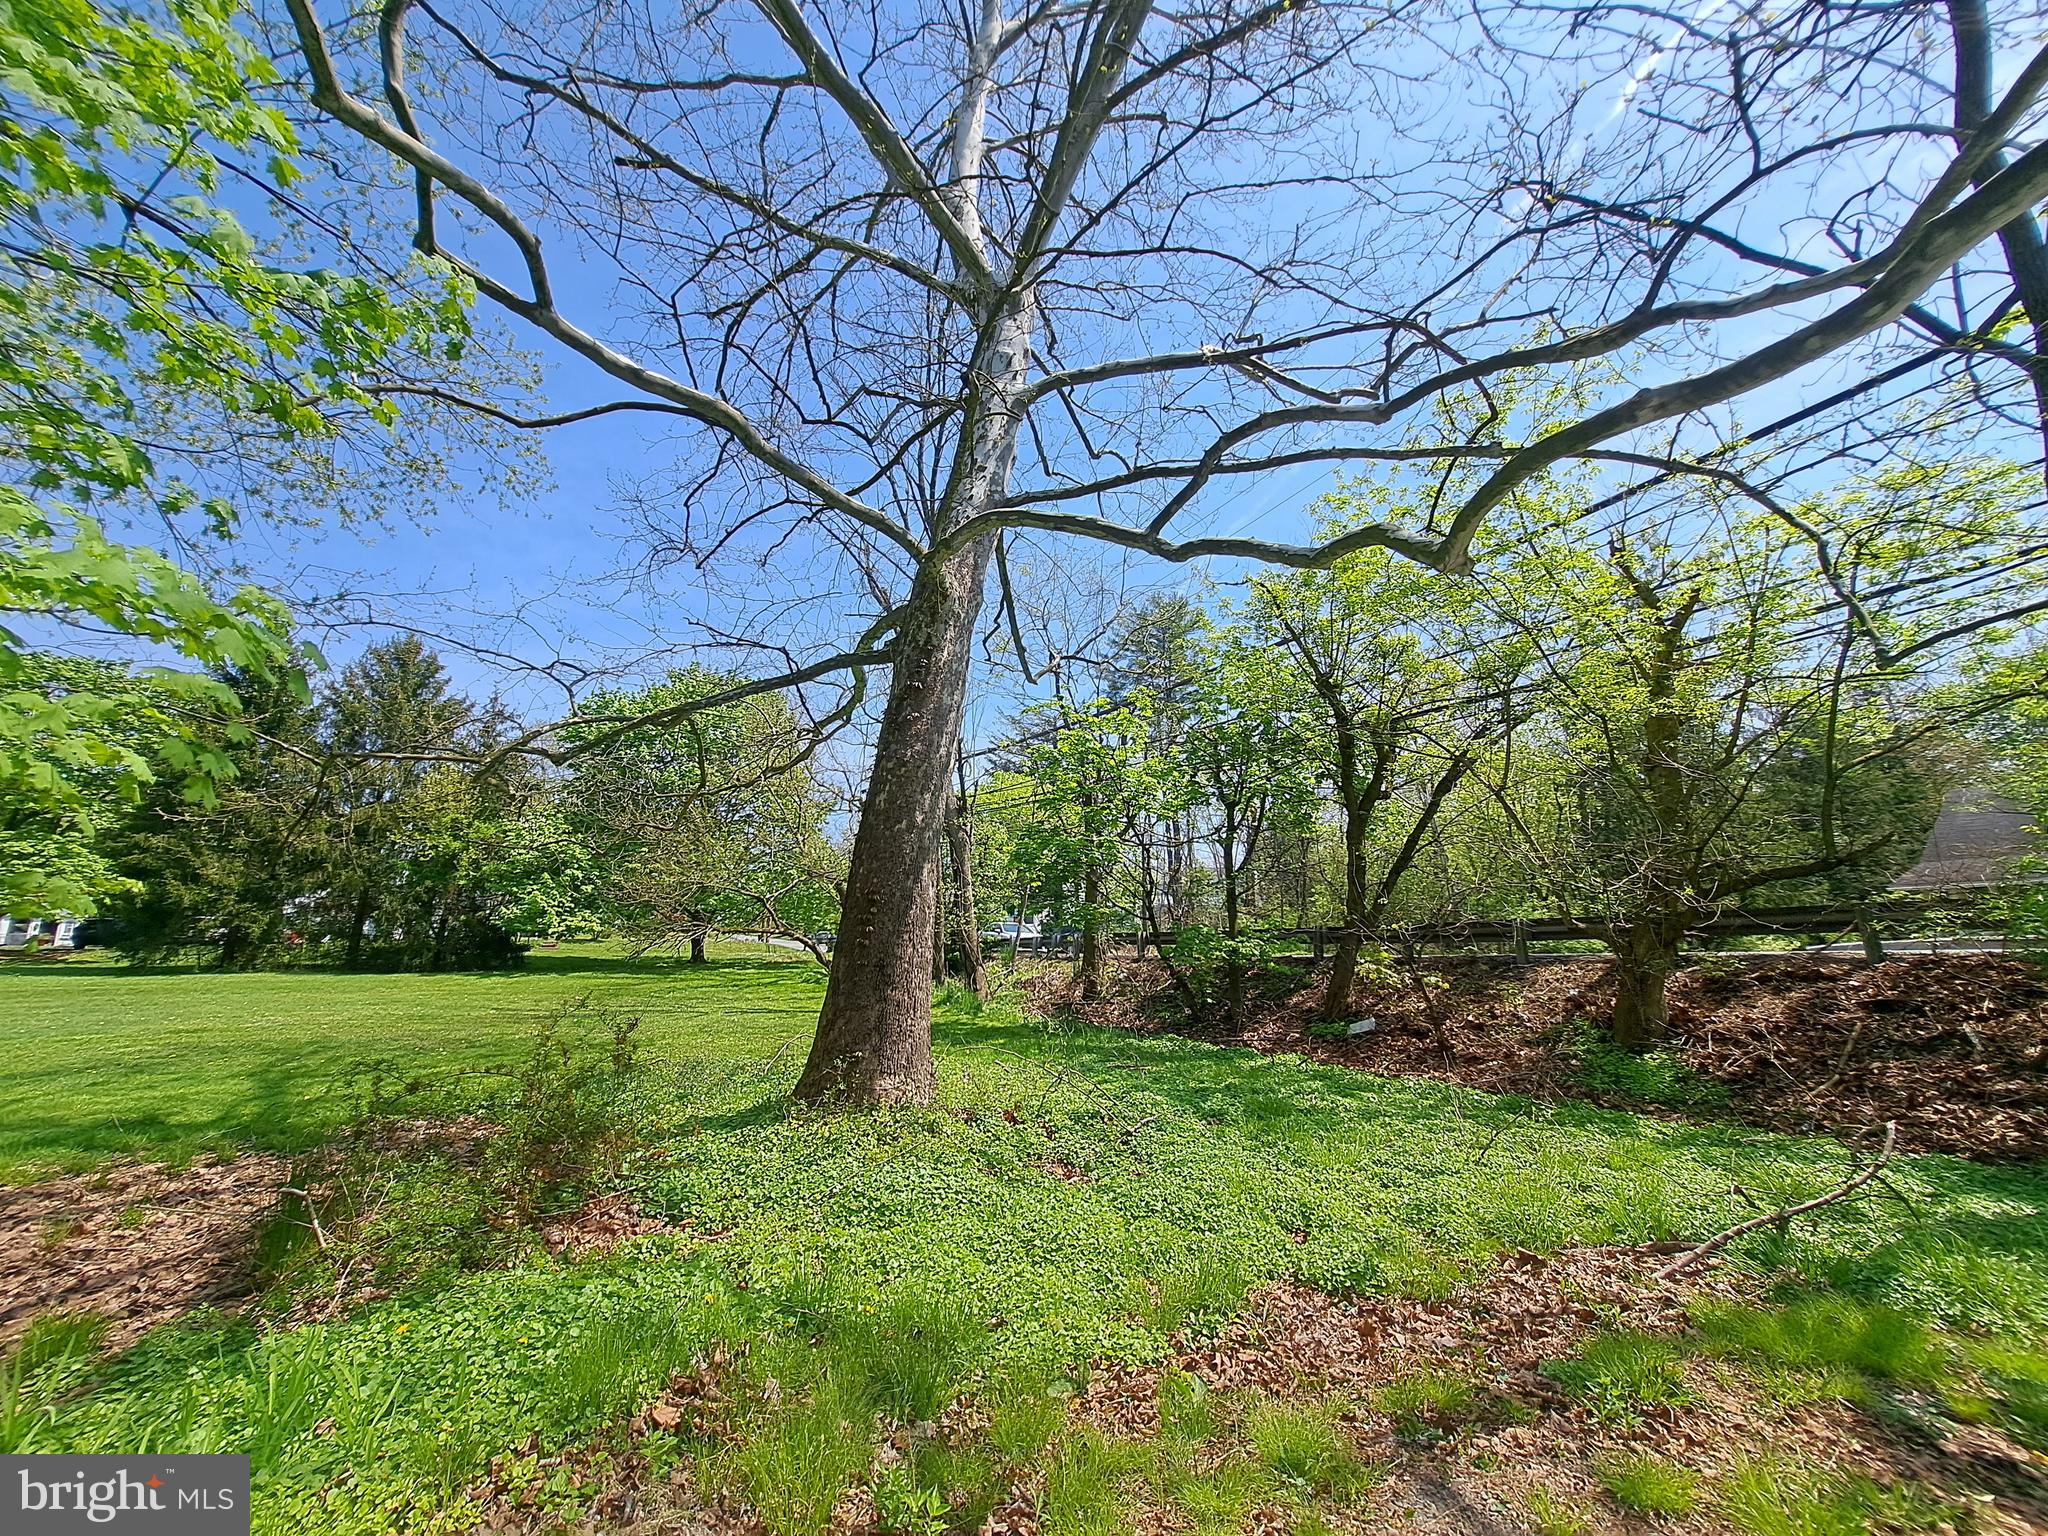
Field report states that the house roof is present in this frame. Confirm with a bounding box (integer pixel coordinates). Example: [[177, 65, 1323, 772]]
[[1893, 786, 2042, 890]]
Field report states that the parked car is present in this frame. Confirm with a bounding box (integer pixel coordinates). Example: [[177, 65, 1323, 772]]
[[980, 920, 1041, 948]]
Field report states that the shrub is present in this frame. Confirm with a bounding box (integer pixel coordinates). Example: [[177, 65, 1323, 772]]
[[872, 1462, 950, 1536], [490, 1006, 643, 1212]]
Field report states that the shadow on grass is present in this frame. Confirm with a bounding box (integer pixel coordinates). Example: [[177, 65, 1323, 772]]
[[0, 1054, 377, 1172]]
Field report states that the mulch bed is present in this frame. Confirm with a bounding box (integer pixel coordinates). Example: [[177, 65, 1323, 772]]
[[1026, 951, 2048, 1163], [0, 1154, 291, 1352]]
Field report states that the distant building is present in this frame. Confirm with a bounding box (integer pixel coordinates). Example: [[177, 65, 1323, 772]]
[[1894, 786, 2043, 890], [0, 915, 81, 949]]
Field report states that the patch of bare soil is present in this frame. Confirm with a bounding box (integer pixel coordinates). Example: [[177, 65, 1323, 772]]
[[1031, 952, 2048, 1163], [0, 1154, 290, 1352]]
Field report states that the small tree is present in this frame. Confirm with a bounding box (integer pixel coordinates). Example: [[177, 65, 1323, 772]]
[[1005, 694, 1178, 997], [1479, 485, 1992, 1045], [1177, 635, 1320, 1028], [1247, 513, 1520, 1020], [561, 670, 839, 959], [940, 774, 989, 1000]]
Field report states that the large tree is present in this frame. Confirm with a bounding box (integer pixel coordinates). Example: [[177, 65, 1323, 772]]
[[279, 0, 2048, 1101], [322, 637, 512, 963]]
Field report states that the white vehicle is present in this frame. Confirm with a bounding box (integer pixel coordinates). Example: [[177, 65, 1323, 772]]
[[980, 919, 1043, 947]]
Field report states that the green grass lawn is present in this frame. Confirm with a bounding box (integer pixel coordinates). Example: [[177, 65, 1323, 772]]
[[4, 949, 2047, 1535], [0, 942, 823, 1180]]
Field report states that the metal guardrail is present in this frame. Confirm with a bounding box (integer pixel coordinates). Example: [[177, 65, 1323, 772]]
[[1109, 891, 1992, 958]]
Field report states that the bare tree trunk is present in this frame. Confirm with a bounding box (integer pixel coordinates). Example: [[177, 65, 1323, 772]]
[[932, 853, 948, 986], [794, 538, 996, 1104], [1321, 786, 1371, 1022], [689, 930, 707, 964], [1609, 917, 1684, 1049], [1165, 816, 1188, 928], [1223, 803, 1246, 1031], [1319, 714, 1377, 1020], [1607, 572, 1699, 1052], [1134, 840, 1153, 959], [1949, 0, 2048, 464], [344, 887, 375, 969], [945, 792, 988, 1002], [1326, 750, 1470, 1020], [1079, 837, 1104, 1000], [1322, 938, 1362, 1024]]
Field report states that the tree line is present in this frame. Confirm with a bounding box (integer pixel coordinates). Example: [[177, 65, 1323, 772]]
[[21, 639, 838, 972], [12, 452, 2045, 1066], [16, 448, 2047, 1063], [961, 464, 2047, 1045]]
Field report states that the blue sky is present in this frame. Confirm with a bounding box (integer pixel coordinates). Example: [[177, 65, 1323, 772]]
[[67, 0, 2044, 778]]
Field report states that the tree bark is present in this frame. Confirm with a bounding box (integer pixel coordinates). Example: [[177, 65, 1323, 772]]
[[1312, 697, 1389, 1022], [1133, 840, 1153, 959], [1609, 917, 1685, 1049], [1222, 801, 1246, 1031], [1948, 0, 2048, 463], [1607, 569, 1700, 1050], [793, 537, 996, 1103], [343, 886, 375, 969], [944, 792, 988, 1001], [932, 853, 948, 986], [792, 62, 1031, 1102], [1321, 764, 1373, 1022], [1322, 937, 1361, 1024], [1079, 819, 1104, 999], [689, 930, 707, 964]]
